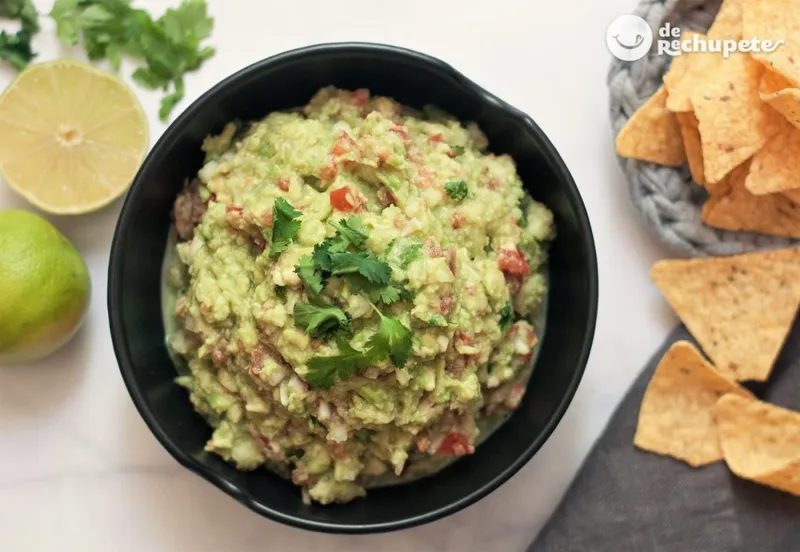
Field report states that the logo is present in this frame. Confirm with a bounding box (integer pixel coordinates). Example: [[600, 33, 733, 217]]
[[607, 15, 785, 62], [606, 14, 653, 62]]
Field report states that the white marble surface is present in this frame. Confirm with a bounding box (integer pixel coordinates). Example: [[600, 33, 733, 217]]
[[0, 0, 678, 550]]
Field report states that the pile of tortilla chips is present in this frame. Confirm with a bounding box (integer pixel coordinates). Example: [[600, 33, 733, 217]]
[[616, 0, 800, 238], [634, 247, 800, 497]]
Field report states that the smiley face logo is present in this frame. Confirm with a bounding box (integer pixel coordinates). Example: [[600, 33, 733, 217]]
[[606, 15, 653, 61]]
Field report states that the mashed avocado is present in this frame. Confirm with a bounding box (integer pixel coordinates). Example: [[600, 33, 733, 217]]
[[165, 87, 555, 505]]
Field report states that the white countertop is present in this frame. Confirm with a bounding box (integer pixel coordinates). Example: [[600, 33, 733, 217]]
[[0, 0, 677, 550]]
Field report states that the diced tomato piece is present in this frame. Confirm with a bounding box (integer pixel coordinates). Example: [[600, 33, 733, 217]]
[[389, 127, 410, 140], [276, 179, 290, 191], [226, 205, 243, 214], [320, 162, 338, 183], [208, 193, 217, 203], [331, 132, 357, 157], [498, 249, 530, 276], [428, 133, 444, 143], [330, 186, 362, 212], [487, 178, 499, 190], [451, 211, 466, 229], [437, 433, 471, 456]]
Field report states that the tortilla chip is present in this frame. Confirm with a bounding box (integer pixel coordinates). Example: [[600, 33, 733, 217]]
[[633, 341, 753, 467], [745, 126, 800, 195], [664, 34, 718, 113], [675, 111, 706, 186], [616, 86, 686, 166], [715, 394, 800, 497], [759, 69, 800, 132], [691, 52, 787, 184], [702, 161, 800, 238], [708, 0, 743, 40], [743, 0, 800, 87], [650, 247, 800, 381]]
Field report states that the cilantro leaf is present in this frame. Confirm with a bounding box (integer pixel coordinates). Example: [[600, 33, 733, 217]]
[[305, 339, 363, 389], [328, 252, 391, 285], [328, 217, 369, 250], [372, 283, 415, 305], [445, 180, 469, 201], [365, 308, 413, 368], [294, 302, 351, 340], [451, 145, 465, 156], [498, 302, 514, 332], [269, 198, 302, 258], [50, 0, 215, 121], [0, 0, 39, 70], [295, 255, 324, 295]]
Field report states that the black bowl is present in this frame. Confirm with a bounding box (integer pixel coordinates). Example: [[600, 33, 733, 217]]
[[108, 42, 598, 534]]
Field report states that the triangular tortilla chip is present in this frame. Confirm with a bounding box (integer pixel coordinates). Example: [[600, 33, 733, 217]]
[[650, 247, 800, 381], [715, 394, 800, 497], [675, 111, 706, 186], [708, 0, 744, 40], [743, 0, 800, 87], [616, 86, 686, 166], [691, 52, 787, 184], [664, 33, 717, 113], [759, 69, 800, 132], [634, 341, 753, 467], [745, 125, 800, 195], [702, 160, 800, 238]]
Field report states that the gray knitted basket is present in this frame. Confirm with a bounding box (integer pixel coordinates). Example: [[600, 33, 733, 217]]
[[608, 0, 799, 257]]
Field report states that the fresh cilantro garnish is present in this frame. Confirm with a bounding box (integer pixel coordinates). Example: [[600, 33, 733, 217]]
[[364, 305, 413, 368], [451, 145, 465, 156], [0, 0, 39, 70], [499, 302, 514, 332], [304, 307, 413, 389], [293, 301, 351, 340], [329, 252, 391, 285], [50, 0, 216, 121], [269, 198, 302, 258], [274, 285, 287, 300], [329, 217, 369, 250], [294, 217, 413, 305], [296, 255, 324, 294], [445, 180, 469, 201], [305, 338, 363, 389], [373, 284, 415, 305]]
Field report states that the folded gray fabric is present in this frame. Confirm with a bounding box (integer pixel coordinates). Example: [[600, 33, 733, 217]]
[[527, 323, 800, 552]]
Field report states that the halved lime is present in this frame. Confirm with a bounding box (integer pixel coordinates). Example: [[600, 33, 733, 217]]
[[0, 59, 149, 214]]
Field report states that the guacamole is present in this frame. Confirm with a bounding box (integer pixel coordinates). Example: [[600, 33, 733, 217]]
[[164, 87, 555, 505]]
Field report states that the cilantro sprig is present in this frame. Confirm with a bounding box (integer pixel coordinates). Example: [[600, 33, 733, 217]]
[[0, 0, 39, 70], [305, 304, 413, 389], [293, 301, 351, 340], [50, 0, 215, 121], [295, 216, 413, 305], [269, 198, 302, 258], [445, 180, 469, 201]]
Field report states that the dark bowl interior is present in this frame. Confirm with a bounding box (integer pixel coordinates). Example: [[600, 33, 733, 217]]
[[108, 42, 598, 534]]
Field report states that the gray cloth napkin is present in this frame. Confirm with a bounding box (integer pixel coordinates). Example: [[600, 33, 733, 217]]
[[527, 323, 800, 552]]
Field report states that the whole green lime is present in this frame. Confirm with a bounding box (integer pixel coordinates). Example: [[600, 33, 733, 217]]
[[0, 210, 91, 364]]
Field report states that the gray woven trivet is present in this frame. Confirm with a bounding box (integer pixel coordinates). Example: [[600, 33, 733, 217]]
[[608, 0, 799, 257]]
